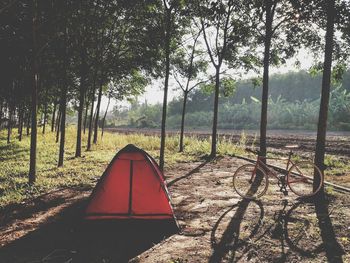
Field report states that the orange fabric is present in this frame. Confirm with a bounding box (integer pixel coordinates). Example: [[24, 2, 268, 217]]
[[85, 145, 175, 220]]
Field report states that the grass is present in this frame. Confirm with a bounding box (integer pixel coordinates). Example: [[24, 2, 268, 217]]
[[0, 126, 246, 208]]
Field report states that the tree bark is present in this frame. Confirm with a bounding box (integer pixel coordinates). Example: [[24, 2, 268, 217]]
[[56, 110, 61, 143], [87, 85, 96, 151], [0, 99, 3, 129], [26, 110, 30, 136], [18, 107, 24, 141], [179, 91, 188, 152], [210, 67, 220, 158], [159, 7, 172, 171], [314, 0, 335, 194], [7, 106, 12, 144], [58, 83, 68, 167], [29, 0, 38, 185], [51, 101, 57, 132], [75, 48, 86, 158], [83, 96, 89, 134], [259, 0, 273, 160], [93, 83, 103, 144], [101, 95, 111, 139], [42, 101, 47, 134]]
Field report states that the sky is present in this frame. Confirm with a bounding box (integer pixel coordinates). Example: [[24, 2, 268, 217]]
[[102, 48, 316, 111]]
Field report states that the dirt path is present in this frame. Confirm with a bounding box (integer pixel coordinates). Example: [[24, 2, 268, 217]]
[[0, 158, 349, 262]]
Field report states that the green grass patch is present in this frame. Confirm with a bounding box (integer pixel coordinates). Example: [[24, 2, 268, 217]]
[[0, 126, 246, 208]]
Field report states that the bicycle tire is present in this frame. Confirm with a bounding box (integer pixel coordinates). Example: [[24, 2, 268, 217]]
[[287, 161, 323, 197], [233, 164, 268, 199]]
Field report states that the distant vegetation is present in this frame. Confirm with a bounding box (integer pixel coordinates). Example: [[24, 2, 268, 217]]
[[109, 70, 350, 131]]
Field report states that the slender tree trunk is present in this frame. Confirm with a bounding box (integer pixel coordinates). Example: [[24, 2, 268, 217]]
[[210, 67, 220, 158], [56, 110, 61, 143], [58, 83, 68, 167], [101, 95, 111, 139], [259, 1, 273, 160], [42, 102, 47, 134], [0, 99, 3, 128], [87, 84, 96, 151], [18, 107, 24, 141], [314, 0, 335, 195], [51, 101, 57, 132], [179, 91, 188, 152], [75, 48, 86, 158], [29, 0, 38, 184], [7, 106, 12, 144], [159, 8, 172, 171], [83, 96, 89, 134], [26, 110, 30, 136], [93, 83, 103, 144]]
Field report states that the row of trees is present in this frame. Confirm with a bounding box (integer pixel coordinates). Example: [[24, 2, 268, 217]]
[[0, 0, 160, 183], [113, 85, 350, 131], [1, 0, 350, 199]]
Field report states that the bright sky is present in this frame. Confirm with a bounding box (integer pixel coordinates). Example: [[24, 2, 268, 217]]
[[101, 48, 316, 111], [137, 48, 315, 104]]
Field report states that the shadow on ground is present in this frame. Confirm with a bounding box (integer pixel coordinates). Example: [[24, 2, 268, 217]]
[[0, 197, 178, 263], [209, 196, 345, 263]]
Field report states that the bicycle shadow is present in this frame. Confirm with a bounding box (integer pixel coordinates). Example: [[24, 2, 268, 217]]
[[209, 199, 264, 263], [281, 197, 344, 262]]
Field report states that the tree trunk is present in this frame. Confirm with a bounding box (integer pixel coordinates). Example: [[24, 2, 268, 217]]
[[0, 99, 3, 129], [87, 85, 96, 151], [210, 67, 220, 158], [93, 83, 103, 144], [259, 0, 273, 160], [58, 83, 68, 167], [75, 48, 86, 158], [26, 110, 31, 136], [56, 110, 61, 143], [314, 0, 335, 194], [18, 107, 24, 141], [42, 102, 47, 134], [179, 91, 188, 152], [51, 101, 57, 132], [29, 0, 38, 185], [7, 106, 12, 144], [101, 96, 111, 139], [159, 8, 172, 171], [83, 97, 89, 134]]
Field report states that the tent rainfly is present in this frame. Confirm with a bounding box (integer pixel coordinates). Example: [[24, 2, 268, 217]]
[[85, 144, 178, 227]]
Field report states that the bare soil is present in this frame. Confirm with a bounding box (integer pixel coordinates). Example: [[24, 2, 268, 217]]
[[107, 128, 350, 156], [0, 157, 349, 263]]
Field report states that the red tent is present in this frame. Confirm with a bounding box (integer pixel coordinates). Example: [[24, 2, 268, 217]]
[[85, 144, 178, 226]]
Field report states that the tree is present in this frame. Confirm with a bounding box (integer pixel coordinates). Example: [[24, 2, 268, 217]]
[[246, 0, 307, 159], [314, 0, 335, 194], [172, 27, 208, 152], [199, 0, 252, 158], [29, 0, 39, 184]]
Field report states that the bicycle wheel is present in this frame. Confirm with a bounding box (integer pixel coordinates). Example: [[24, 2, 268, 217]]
[[233, 164, 268, 199], [287, 161, 323, 197]]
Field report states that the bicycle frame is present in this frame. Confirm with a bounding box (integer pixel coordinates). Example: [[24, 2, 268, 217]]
[[253, 153, 295, 181]]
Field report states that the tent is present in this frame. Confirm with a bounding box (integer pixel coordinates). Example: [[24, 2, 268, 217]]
[[84, 144, 178, 229]]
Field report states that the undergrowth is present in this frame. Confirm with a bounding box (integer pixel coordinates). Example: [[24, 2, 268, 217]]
[[0, 126, 245, 207]]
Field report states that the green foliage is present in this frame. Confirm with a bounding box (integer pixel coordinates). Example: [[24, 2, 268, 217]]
[[0, 127, 247, 208]]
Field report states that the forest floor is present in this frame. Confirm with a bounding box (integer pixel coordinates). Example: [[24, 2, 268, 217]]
[[0, 128, 349, 262], [0, 157, 349, 262]]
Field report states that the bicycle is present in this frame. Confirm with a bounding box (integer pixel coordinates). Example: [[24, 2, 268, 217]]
[[232, 145, 324, 199]]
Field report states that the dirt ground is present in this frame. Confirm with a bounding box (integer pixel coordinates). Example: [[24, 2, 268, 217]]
[[0, 157, 349, 263]]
